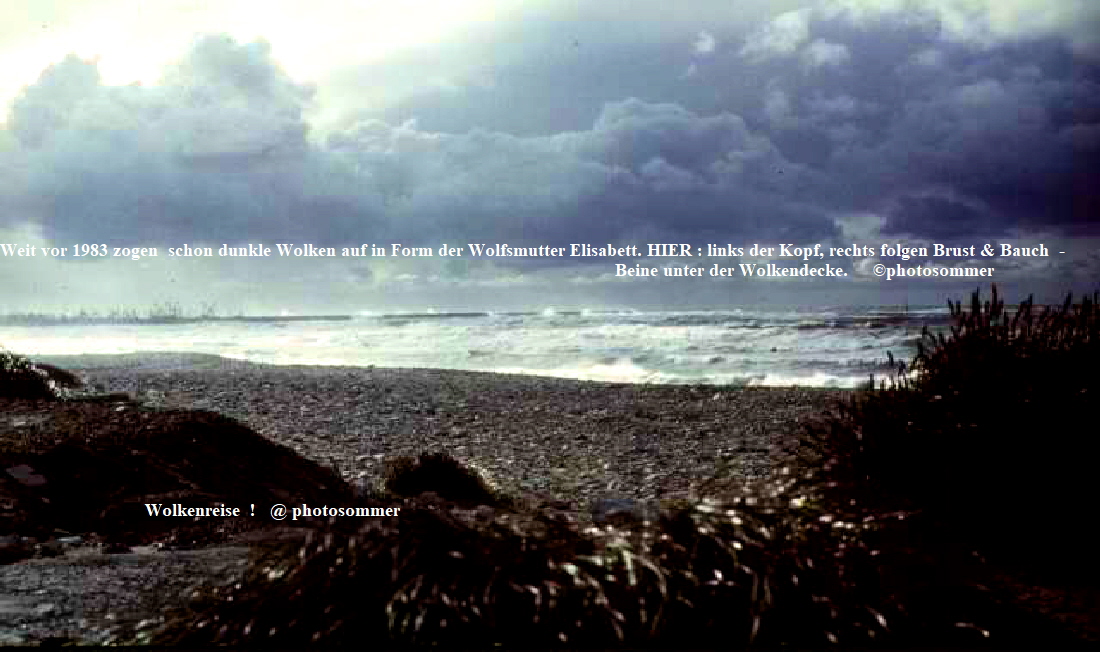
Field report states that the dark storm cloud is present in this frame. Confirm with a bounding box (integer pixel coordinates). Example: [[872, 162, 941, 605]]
[[6, 35, 387, 247], [2, 34, 839, 259], [3, 0, 1098, 285], [325, 0, 802, 136], [323, 1, 1099, 248], [329, 99, 838, 252], [734, 7, 1100, 238], [882, 195, 998, 239]]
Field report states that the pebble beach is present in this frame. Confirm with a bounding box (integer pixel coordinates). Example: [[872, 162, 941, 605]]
[[1, 354, 853, 644], [64, 354, 853, 507]]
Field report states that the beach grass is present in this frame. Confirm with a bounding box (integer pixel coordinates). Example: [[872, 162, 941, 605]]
[[800, 285, 1099, 581], [0, 347, 59, 400]]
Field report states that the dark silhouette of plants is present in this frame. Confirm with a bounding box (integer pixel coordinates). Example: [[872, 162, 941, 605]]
[[0, 347, 60, 400], [381, 452, 512, 508], [145, 454, 1073, 648], [801, 285, 1099, 581]]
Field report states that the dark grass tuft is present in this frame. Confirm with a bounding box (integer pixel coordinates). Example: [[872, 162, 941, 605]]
[[1, 401, 354, 547], [801, 284, 1099, 582], [144, 461, 1078, 648], [0, 347, 61, 400], [381, 452, 511, 508]]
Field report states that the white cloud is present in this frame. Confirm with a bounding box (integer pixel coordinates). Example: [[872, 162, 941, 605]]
[[834, 0, 1100, 59], [694, 30, 718, 55], [640, 156, 703, 192], [801, 40, 851, 69], [0, 0, 524, 116], [739, 9, 811, 60]]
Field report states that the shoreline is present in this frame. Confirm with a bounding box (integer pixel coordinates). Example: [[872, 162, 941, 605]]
[[42, 353, 853, 506], [33, 350, 869, 388]]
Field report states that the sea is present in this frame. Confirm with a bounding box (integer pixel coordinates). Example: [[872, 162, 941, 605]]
[[0, 306, 956, 389]]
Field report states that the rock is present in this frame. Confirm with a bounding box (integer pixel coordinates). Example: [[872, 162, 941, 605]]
[[35, 540, 64, 557], [0, 534, 31, 563], [591, 498, 654, 525], [5, 464, 47, 487]]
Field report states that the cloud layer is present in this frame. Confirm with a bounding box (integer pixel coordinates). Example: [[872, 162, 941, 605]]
[[1, 0, 1097, 308]]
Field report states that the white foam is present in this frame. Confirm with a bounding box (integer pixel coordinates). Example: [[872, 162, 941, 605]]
[[2, 308, 918, 388]]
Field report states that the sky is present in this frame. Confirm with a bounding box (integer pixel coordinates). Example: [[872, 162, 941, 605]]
[[0, 0, 1097, 314]]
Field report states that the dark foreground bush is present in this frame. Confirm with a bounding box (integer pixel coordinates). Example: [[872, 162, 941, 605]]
[[800, 285, 1099, 582], [381, 452, 512, 508], [144, 457, 1077, 648], [0, 347, 59, 400], [1, 399, 353, 547]]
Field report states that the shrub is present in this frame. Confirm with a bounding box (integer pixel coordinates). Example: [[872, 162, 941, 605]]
[[0, 347, 58, 400], [0, 401, 355, 546], [143, 463, 1072, 648], [381, 452, 510, 508], [801, 285, 1099, 581]]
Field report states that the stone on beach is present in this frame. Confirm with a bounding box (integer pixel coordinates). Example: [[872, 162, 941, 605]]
[[590, 497, 655, 525]]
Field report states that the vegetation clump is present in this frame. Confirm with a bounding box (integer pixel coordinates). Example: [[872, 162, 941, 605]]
[[798, 285, 1099, 581], [380, 452, 511, 508], [1, 398, 353, 548], [0, 347, 63, 400], [146, 453, 1074, 648]]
